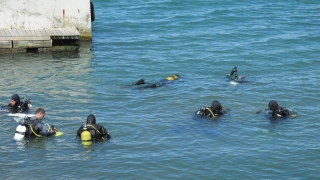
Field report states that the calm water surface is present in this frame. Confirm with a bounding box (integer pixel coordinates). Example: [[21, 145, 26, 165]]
[[0, 0, 320, 179]]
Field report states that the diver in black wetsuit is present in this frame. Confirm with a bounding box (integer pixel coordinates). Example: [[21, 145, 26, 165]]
[[13, 108, 57, 141], [1, 94, 31, 113], [257, 100, 297, 119], [131, 79, 158, 88], [129, 74, 180, 89], [195, 100, 227, 118], [132, 79, 145, 85], [226, 67, 245, 81], [77, 114, 111, 141]]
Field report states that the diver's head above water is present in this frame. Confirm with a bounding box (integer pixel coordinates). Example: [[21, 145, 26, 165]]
[[10, 94, 20, 106], [211, 100, 223, 113], [86, 114, 96, 124], [268, 100, 280, 112]]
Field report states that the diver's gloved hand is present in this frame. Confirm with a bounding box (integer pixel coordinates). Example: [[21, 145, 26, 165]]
[[50, 125, 57, 135], [50, 129, 56, 134]]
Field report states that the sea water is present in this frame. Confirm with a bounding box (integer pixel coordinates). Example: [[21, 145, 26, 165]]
[[0, 0, 319, 179]]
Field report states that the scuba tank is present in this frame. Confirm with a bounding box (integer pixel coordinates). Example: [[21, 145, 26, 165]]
[[13, 124, 26, 141], [22, 98, 32, 109], [165, 74, 179, 81], [81, 125, 92, 146], [16, 98, 32, 113]]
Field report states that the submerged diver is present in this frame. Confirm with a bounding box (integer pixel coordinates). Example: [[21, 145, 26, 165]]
[[195, 100, 227, 118], [226, 67, 245, 81], [131, 78, 158, 88], [1, 94, 32, 113], [256, 100, 297, 119], [77, 114, 111, 145], [13, 108, 57, 141], [129, 74, 180, 89]]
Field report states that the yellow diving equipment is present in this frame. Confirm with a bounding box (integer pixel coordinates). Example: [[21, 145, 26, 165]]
[[205, 107, 216, 118], [81, 126, 92, 146], [165, 74, 179, 81], [54, 132, 64, 136]]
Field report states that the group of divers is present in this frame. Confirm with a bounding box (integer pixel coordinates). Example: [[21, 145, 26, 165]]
[[0, 67, 297, 146]]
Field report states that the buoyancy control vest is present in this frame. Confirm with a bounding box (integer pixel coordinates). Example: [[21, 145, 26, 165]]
[[11, 98, 32, 113], [196, 106, 216, 118], [20, 98, 32, 111], [273, 107, 289, 117], [80, 124, 102, 141], [14, 117, 49, 139], [18, 117, 38, 138]]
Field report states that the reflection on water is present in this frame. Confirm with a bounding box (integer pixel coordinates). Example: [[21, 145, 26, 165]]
[[16, 140, 27, 147], [81, 144, 94, 160], [0, 41, 94, 105]]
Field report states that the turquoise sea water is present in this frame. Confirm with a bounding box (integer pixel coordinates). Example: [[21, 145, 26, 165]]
[[0, 0, 320, 179]]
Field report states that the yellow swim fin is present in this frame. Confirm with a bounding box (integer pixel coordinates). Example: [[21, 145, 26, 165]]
[[54, 131, 64, 136]]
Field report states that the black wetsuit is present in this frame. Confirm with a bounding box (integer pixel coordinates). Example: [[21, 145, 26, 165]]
[[1, 94, 30, 113], [77, 124, 111, 140], [227, 67, 239, 80], [266, 100, 296, 119], [226, 67, 249, 82], [270, 107, 292, 118], [1, 101, 29, 113], [77, 114, 111, 140], [195, 106, 225, 118], [131, 75, 180, 89], [22, 116, 55, 138]]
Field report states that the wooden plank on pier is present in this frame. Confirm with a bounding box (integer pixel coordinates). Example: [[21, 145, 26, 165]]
[[17, 29, 24, 37], [40, 29, 47, 36], [31, 29, 37, 36], [8, 29, 15, 37], [0, 36, 51, 41], [13, 40, 52, 48], [4, 29, 11, 36], [44, 28, 51, 36], [11, 29, 20, 37], [25, 30, 32, 36], [20, 29, 27, 36], [0, 41, 12, 48], [0, 28, 80, 41]]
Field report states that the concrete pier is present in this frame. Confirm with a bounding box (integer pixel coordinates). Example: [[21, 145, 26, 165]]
[[0, 0, 92, 39], [0, 0, 93, 53]]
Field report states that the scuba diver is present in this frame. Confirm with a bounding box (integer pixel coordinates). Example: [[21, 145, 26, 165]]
[[13, 108, 57, 141], [226, 67, 256, 84], [226, 67, 245, 81], [77, 114, 111, 145], [1, 94, 32, 113], [126, 74, 180, 89], [256, 100, 297, 119], [195, 100, 228, 118]]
